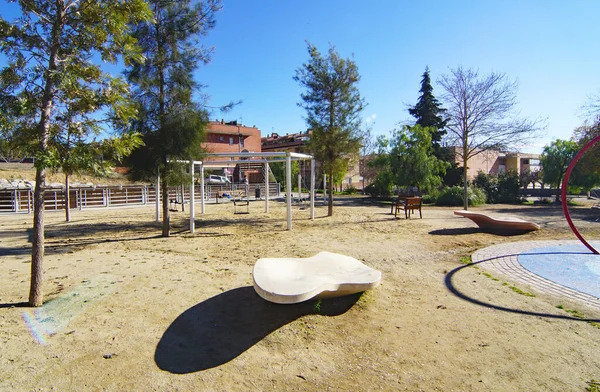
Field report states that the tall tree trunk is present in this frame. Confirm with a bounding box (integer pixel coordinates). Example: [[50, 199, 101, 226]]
[[161, 174, 170, 237], [29, 167, 46, 307], [327, 171, 334, 216], [463, 164, 468, 210], [29, 1, 65, 306], [462, 142, 469, 210], [65, 173, 71, 222]]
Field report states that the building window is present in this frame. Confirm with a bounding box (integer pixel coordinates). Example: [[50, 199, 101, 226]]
[[229, 137, 233, 145], [219, 136, 225, 142], [240, 137, 244, 148], [523, 159, 530, 165]]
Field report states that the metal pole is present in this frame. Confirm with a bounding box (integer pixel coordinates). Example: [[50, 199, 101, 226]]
[[310, 158, 315, 219], [155, 171, 160, 222], [264, 161, 270, 213], [200, 164, 205, 214], [190, 162, 195, 233], [286, 152, 292, 230], [297, 172, 301, 202]]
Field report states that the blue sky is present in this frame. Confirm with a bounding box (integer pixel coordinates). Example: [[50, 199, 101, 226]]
[[2, 1, 599, 154], [199, 0, 600, 153]]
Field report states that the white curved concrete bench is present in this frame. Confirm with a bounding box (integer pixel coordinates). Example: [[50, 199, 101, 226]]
[[454, 210, 540, 232], [253, 252, 382, 304]]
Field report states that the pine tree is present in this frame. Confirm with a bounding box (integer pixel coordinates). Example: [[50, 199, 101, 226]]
[[408, 67, 448, 152], [125, 0, 222, 236], [294, 43, 365, 216]]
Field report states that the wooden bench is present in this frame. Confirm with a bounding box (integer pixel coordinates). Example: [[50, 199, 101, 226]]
[[393, 196, 422, 219]]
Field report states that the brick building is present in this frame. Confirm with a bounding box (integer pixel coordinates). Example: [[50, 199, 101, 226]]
[[261, 130, 365, 191], [204, 120, 262, 154], [448, 147, 541, 180], [202, 120, 263, 182]]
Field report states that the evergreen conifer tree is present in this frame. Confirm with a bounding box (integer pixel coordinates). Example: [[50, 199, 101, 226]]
[[408, 67, 448, 153], [125, 0, 222, 236], [294, 43, 365, 216]]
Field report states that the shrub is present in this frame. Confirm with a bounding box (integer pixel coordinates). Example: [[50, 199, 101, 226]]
[[473, 171, 499, 203], [473, 170, 522, 204], [436, 186, 486, 207], [342, 185, 358, 194], [365, 174, 393, 197], [497, 169, 521, 203], [421, 188, 440, 204]]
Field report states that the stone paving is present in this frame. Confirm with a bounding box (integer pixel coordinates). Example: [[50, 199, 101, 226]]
[[472, 240, 600, 312]]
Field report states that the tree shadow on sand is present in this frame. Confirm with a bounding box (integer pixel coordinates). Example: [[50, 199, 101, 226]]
[[154, 286, 360, 374]]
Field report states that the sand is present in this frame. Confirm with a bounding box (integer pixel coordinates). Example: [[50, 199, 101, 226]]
[[1, 197, 600, 391]]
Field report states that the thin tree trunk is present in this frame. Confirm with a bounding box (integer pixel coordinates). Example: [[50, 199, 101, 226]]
[[29, 167, 46, 307], [463, 141, 469, 210], [29, 1, 65, 307], [65, 173, 71, 222], [327, 171, 334, 216], [463, 164, 468, 210]]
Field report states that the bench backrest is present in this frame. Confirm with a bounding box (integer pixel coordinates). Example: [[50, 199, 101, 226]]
[[405, 197, 422, 208]]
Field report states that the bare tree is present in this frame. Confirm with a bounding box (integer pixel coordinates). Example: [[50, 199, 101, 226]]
[[438, 66, 543, 209], [359, 126, 377, 192]]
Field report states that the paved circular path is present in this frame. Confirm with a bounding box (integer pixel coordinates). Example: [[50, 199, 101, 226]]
[[472, 240, 600, 312]]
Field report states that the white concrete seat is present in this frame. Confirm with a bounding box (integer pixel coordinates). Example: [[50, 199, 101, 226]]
[[252, 252, 382, 304], [454, 210, 540, 232]]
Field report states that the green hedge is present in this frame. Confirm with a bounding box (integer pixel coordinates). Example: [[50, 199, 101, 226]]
[[435, 186, 486, 207]]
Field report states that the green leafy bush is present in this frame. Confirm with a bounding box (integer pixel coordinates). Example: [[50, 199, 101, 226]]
[[473, 170, 522, 204], [497, 169, 521, 203], [343, 185, 359, 194], [421, 188, 440, 204], [435, 186, 486, 207], [473, 171, 499, 203], [365, 173, 394, 197]]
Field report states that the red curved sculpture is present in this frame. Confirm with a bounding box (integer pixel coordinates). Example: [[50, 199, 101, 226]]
[[561, 134, 600, 254]]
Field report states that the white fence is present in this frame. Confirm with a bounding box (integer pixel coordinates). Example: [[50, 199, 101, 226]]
[[0, 183, 281, 214]]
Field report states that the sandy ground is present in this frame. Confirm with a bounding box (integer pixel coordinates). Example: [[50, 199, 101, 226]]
[[1, 196, 600, 391]]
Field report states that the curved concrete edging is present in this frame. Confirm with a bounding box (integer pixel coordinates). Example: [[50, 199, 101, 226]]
[[472, 240, 600, 312]]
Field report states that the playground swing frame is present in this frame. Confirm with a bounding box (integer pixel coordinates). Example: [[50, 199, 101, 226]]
[[159, 152, 316, 233]]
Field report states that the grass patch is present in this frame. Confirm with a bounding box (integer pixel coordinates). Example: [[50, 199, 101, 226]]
[[502, 282, 535, 297], [586, 379, 600, 392], [482, 272, 500, 281], [459, 256, 472, 265], [557, 304, 584, 318], [557, 305, 600, 329], [313, 299, 322, 313], [509, 286, 536, 297]]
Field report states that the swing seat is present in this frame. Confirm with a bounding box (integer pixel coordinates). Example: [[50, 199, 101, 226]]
[[231, 190, 249, 214]]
